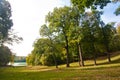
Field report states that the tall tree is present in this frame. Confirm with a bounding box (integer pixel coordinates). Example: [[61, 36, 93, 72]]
[[101, 22, 116, 62], [0, 0, 13, 45], [67, 6, 84, 66], [40, 24, 60, 68], [80, 10, 104, 65], [46, 6, 81, 67], [46, 7, 70, 67]]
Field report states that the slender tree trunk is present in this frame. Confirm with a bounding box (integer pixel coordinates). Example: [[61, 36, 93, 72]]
[[52, 53, 58, 68], [49, 37, 58, 68], [101, 27, 111, 63], [78, 43, 84, 66], [106, 45, 111, 62], [62, 27, 70, 67], [107, 52, 111, 62], [65, 35, 70, 67], [91, 41, 97, 66], [94, 54, 97, 66]]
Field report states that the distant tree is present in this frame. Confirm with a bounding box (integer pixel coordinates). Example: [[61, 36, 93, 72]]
[[10, 53, 15, 65], [110, 34, 120, 51], [40, 24, 59, 68], [115, 6, 120, 15], [26, 53, 36, 65], [0, 45, 12, 66], [109, 23, 120, 51], [116, 23, 120, 34], [32, 38, 49, 65], [26, 37, 65, 66]]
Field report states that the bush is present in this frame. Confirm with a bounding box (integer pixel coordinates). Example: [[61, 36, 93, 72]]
[[0, 45, 12, 66]]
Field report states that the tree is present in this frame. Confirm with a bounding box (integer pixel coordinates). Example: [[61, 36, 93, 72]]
[[66, 6, 84, 66], [26, 37, 65, 66], [26, 53, 36, 65], [113, 0, 120, 15], [46, 7, 69, 67], [71, 0, 111, 10], [79, 10, 104, 65], [71, 0, 118, 63], [0, 0, 23, 66], [40, 24, 60, 68], [0, 0, 13, 45], [0, 45, 12, 66], [101, 22, 116, 62], [115, 6, 120, 15], [109, 23, 120, 51], [110, 34, 120, 51], [116, 23, 120, 34], [46, 6, 83, 67]]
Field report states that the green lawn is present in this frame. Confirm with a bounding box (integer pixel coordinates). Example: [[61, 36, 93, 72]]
[[0, 52, 120, 80]]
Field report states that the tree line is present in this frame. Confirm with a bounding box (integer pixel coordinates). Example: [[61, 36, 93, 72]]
[[26, 0, 120, 68]]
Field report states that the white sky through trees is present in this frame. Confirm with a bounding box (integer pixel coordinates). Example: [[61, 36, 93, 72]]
[[7, 0, 70, 56], [7, 0, 120, 56]]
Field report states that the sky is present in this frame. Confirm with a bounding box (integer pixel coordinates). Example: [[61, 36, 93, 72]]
[[7, 0, 120, 56], [7, 0, 70, 56]]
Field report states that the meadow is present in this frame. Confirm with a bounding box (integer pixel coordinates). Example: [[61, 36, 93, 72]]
[[0, 52, 120, 80]]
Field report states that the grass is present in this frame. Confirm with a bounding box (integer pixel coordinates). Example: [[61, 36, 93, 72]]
[[0, 52, 120, 80]]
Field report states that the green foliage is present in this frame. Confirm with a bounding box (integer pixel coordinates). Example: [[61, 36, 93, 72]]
[[115, 5, 120, 15], [110, 34, 120, 51], [26, 54, 36, 65], [45, 6, 83, 67], [71, 0, 111, 11], [101, 22, 116, 52], [116, 23, 120, 34], [0, 45, 12, 66], [0, 0, 13, 44], [79, 10, 106, 62], [27, 1, 120, 67], [26, 38, 65, 66]]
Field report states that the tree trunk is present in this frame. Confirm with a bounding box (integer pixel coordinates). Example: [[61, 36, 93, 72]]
[[106, 45, 111, 62], [65, 35, 70, 67], [91, 41, 97, 66], [52, 53, 58, 68], [107, 52, 111, 62], [49, 37, 59, 68], [62, 28, 70, 67], [78, 43, 84, 66], [94, 55, 97, 66]]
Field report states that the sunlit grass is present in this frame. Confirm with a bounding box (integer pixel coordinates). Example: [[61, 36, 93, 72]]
[[0, 51, 120, 80], [0, 65, 120, 80], [59, 51, 120, 68]]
